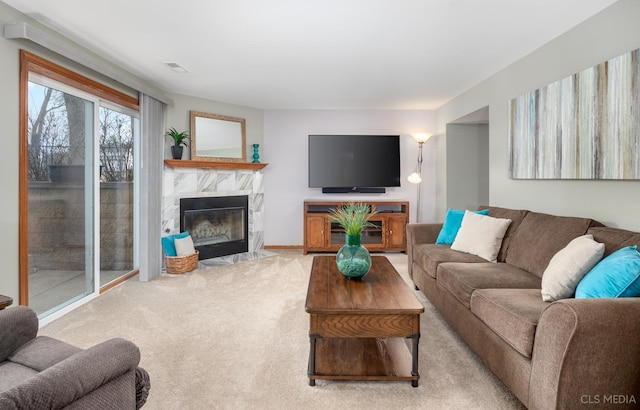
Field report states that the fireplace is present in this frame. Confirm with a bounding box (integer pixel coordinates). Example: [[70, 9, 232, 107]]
[[180, 195, 249, 260]]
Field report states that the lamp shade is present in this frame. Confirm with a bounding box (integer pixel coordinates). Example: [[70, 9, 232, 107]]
[[407, 172, 422, 184], [412, 133, 433, 143]]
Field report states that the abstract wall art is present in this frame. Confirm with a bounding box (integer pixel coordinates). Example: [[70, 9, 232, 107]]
[[509, 48, 640, 179]]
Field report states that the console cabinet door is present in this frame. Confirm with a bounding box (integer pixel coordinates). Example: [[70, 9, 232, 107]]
[[305, 215, 327, 251], [386, 214, 407, 249]]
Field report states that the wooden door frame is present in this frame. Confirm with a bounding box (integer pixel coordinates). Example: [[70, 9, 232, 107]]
[[18, 50, 138, 305]]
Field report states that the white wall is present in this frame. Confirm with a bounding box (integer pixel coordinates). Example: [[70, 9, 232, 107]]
[[446, 123, 489, 210], [436, 0, 640, 230], [263, 110, 436, 247]]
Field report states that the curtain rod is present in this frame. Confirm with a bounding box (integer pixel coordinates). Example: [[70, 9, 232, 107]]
[[4, 22, 173, 106]]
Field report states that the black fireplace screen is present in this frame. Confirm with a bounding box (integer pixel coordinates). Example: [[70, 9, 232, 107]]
[[180, 195, 248, 260], [184, 207, 245, 245]]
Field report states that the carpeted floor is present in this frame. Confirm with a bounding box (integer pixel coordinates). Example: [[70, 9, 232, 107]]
[[41, 250, 526, 410]]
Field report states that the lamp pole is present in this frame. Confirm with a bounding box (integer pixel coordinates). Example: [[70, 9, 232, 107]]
[[407, 133, 432, 223], [415, 141, 424, 222]]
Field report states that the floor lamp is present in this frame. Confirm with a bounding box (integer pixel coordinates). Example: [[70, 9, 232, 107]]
[[407, 133, 432, 223]]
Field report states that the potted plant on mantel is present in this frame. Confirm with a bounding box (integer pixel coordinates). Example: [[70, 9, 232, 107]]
[[329, 202, 379, 279], [166, 127, 189, 160]]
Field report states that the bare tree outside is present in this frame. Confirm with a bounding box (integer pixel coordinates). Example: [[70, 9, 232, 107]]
[[99, 107, 134, 182], [28, 86, 68, 181], [27, 81, 135, 182]]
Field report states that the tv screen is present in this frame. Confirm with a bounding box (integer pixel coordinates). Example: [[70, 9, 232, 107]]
[[308, 135, 401, 192]]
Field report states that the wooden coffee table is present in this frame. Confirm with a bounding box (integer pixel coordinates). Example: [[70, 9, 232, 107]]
[[305, 255, 424, 387]]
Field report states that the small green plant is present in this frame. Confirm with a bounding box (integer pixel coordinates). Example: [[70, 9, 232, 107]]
[[166, 127, 189, 147], [328, 202, 378, 236]]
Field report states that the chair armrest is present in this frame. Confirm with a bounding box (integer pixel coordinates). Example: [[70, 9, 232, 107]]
[[0, 338, 141, 409], [0, 306, 38, 362], [528, 298, 640, 410]]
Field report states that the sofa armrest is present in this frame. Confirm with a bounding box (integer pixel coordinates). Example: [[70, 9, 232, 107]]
[[0, 306, 38, 362], [406, 223, 442, 246], [0, 338, 141, 409], [406, 223, 442, 279], [529, 298, 640, 410]]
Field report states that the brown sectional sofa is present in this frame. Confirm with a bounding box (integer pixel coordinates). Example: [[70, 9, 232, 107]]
[[407, 206, 640, 410]]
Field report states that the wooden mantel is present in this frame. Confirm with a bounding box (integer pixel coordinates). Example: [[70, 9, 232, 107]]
[[164, 159, 268, 170]]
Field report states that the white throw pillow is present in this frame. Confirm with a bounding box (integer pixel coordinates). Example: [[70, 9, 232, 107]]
[[174, 235, 196, 256], [451, 210, 512, 262], [541, 234, 604, 302]]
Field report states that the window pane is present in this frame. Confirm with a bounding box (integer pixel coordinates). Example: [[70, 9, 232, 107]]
[[27, 81, 95, 316], [99, 106, 137, 285]]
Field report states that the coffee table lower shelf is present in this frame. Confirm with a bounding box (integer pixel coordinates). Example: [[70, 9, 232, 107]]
[[308, 337, 419, 386]]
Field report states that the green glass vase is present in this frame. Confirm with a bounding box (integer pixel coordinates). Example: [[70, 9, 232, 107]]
[[252, 144, 260, 163], [336, 234, 371, 279]]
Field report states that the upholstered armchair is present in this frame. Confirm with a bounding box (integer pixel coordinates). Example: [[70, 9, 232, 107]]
[[0, 306, 150, 409]]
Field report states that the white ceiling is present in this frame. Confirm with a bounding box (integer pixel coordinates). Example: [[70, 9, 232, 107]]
[[3, 0, 618, 110]]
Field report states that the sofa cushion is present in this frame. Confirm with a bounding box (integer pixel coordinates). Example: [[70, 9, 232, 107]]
[[437, 262, 542, 309], [575, 246, 640, 298], [541, 234, 605, 302], [470, 289, 548, 358], [587, 226, 640, 256], [412, 244, 487, 279], [0, 361, 38, 392], [505, 211, 601, 278], [9, 336, 82, 372], [481, 206, 529, 262], [451, 211, 512, 262], [435, 208, 489, 245]]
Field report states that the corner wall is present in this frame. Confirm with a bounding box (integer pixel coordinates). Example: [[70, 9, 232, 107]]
[[445, 123, 489, 210], [436, 0, 640, 230], [263, 110, 436, 247]]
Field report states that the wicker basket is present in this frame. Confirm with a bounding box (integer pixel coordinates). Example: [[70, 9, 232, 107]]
[[165, 250, 199, 274]]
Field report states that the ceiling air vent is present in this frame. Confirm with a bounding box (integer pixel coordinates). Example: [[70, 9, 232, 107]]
[[163, 61, 190, 74]]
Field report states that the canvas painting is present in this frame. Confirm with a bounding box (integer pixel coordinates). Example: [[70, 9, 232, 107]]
[[509, 48, 640, 179]]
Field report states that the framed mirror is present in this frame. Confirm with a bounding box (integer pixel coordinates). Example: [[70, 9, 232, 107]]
[[190, 111, 246, 162]]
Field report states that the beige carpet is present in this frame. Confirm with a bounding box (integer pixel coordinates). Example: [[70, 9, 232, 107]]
[[41, 250, 526, 410]]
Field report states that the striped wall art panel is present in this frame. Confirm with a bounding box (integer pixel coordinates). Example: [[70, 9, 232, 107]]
[[509, 48, 640, 179]]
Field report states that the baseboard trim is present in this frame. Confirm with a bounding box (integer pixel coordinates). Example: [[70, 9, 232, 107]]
[[264, 245, 303, 250]]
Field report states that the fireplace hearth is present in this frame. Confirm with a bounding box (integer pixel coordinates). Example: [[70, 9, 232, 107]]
[[180, 195, 249, 260]]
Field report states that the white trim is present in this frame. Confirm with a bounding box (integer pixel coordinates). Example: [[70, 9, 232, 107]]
[[37, 293, 100, 328]]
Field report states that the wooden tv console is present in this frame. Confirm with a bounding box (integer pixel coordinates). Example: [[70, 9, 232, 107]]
[[303, 200, 409, 254]]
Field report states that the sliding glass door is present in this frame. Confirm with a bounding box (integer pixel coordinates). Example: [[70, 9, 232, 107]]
[[26, 73, 139, 320], [27, 77, 97, 316]]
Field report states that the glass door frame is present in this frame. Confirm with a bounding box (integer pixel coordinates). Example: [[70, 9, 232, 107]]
[[98, 100, 141, 288], [26, 73, 100, 323], [19, 50, 140, 325]]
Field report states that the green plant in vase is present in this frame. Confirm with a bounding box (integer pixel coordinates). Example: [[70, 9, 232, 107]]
[[329, 202, 378, 279], [166, 127, 189, 159]]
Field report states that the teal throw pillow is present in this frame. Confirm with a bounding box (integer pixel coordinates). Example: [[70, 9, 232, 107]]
[[575, 245, 640, 298], [161, 231, 190, 257], [435, 208, 490, 245]]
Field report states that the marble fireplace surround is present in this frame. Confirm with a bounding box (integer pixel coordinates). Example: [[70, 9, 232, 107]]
[[162, 161, 273, 268]]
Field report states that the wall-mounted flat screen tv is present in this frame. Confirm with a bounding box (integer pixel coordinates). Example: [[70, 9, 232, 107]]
[[308, 135, 401, 193]]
